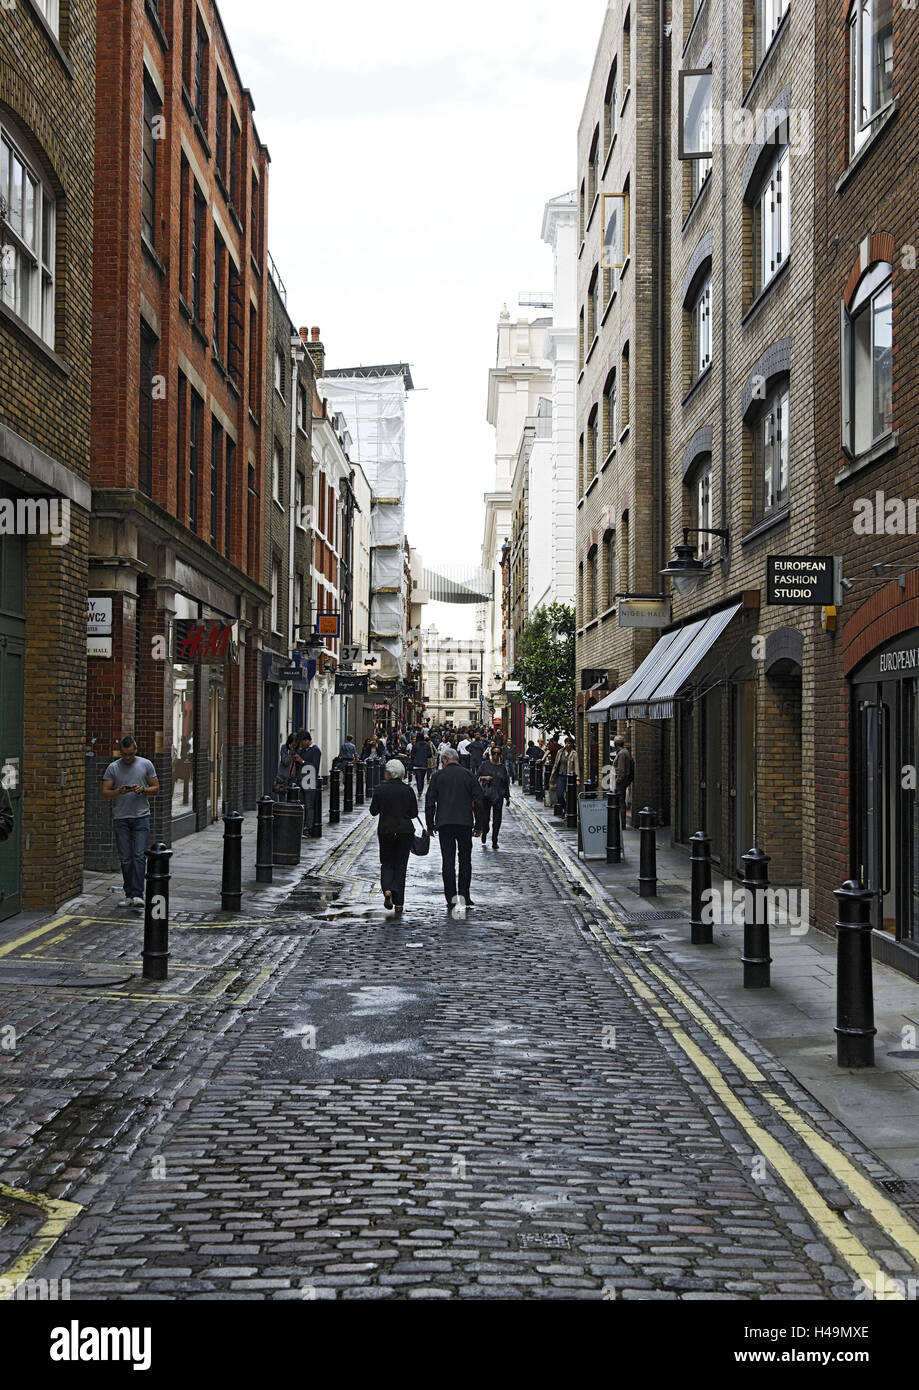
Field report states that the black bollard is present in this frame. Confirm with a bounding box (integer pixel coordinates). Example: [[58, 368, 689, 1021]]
[[355, 760, 365, 806], [521, 758, 529, 794], [142, 842, 172, 981], [533, 760, 543, 799], [255, 796, 274, 885], [221, 811, 244, 912], [310, 776, 324, 839], [834, 879, 876, 1068], [606, 786, 622, 863], [689, 830, 713, 945], [566, 770, 578, 829], [343, 762, 354, 814], [741, 846, 772, 988], [329, 767, 341, 825], [638, 808, 657, 898]]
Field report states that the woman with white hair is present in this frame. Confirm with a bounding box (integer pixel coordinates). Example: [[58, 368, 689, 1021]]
[[368, 758, 419, 917]]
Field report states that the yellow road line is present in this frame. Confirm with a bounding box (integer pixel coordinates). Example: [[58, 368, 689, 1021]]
[[514, 789, 919, 1294], [0, 1183, 82, 1300], [234, 965, 275, 1008], [0, 917, 72, 959]]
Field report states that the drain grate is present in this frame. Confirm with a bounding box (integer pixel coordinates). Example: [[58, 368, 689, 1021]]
[[517, 1232, 571, 1250], [879, 1178, 919, 1204], [618, 911, 685, 923]]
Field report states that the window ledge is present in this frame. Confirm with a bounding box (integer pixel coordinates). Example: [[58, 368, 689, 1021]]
[[835, 431, 899, 485], [741, 503, 790, 547], [577, 367, 586, 385], [601, 447, 616, 473], [249, 408, 259, 428], [602, 132, 618, 180], [586, 474, 600, 498], [619, 254, 631, 283], [577, 496, 585, 510], [141, 232, 165, 276], [250, 253, 262, 277], [682, 363, 713, 408], [190, 317, 208, 349], [272, 497, 285, 513], [0, 299, 70, 375], [601, 287, 618, 326], [178, 293, 193, 322], [585, 334, 599, 365], [742, 8, 790, 109], [681, 0, 708, 60], [620, 86, 631, 118], [600, 604, 617, 622], [144, 0, 169, 51], [586, 193, 600, 234], [578, 238, 585, 261], [296, 424, 310, 441], [229, 206, 244, 236], [741, 255, 791, 326], [682, 171, 712, 235], [585, 618, 600, 633], [23, 0, 73, 77], [836, 101, 898, 193], [618, 424, 630, 446]]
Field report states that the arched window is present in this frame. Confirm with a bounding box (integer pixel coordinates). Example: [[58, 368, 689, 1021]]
[[0, 117, 56, 346], [603, 526, 617, 608], [841, 259, 893, 456]]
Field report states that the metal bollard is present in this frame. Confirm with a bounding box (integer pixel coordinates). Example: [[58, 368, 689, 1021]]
[[566, 772, 578, 829], [606, 786, 622, 863], [344, 762, 354, 814], [255, 796, 274, 885], [834, 879, 876, 1068], [142, 842, 172, 981], [221, 811, 244, 911], [638, 808, 657, 898], [355, 760, 365, 806], [521, 759, 529, 794], [689, 830, 713, 945], [741, 846, 772, 988], [533, 760, 543, 799], [329, 767, 341, 825], [310, 776, 324, 838]]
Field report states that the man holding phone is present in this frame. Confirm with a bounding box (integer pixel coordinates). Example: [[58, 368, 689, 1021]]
[[102, 736, 159, 909]]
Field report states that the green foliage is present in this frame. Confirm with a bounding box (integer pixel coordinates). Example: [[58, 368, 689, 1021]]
[[512, 603, 575, 736]]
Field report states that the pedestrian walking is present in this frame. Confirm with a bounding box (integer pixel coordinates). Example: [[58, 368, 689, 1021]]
[[102, 736, 160, 910], [298, 731, 321, 825], [369, 759, 418, 917], [504, 742, 517, 784], [425, 747, 485, 919], [339, 733, 358, 765], [409, 732, 433, 796], [468, 733, 486, 777], [477, 747, 511, 849], [613, 735, 634, 829], [457, 733, 471, 769]]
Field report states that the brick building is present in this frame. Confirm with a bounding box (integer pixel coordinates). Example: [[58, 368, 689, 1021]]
[[574, 0, 667, 820], [0, 0, 95, 917], [813, 1, 919, 975], [86, 0, 270, 865]]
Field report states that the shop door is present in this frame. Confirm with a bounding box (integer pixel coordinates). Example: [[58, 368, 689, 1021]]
[[854, 689, 896, 934], [702, 686, 725, 865], [732, 681, 756, 877], [263, 684, 280, 796], [208, 678, 225, 821], [0, 630, 25, 920]]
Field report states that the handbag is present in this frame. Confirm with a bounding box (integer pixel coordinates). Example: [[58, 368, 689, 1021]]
[[410, 816, 430, 856]]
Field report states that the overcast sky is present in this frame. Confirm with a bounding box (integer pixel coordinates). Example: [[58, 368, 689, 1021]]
[[218, 0, 608, 635]]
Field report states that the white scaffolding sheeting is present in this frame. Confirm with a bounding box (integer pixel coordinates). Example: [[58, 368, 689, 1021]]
[[372, 547, 403, 589], [318, 376, 407, 490], [371, 591, 405, 635], [371, 503, 405, 548]]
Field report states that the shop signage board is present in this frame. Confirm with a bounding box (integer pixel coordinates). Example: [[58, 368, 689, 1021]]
[[335, 673, 368, 694], [87, 597, 112, 635], [316, 613, 340, 637], [766, 556, 835, 606], [578, 796, 608, 859], [279, 665, 300, 680], [372, 680, 400, 697], [618, 599, 671, 628], [175, 620, 237, 662]]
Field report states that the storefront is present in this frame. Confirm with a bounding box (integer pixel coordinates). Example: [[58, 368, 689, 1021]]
[[171, 598, 235, 839], [850, 631, 919, 974]]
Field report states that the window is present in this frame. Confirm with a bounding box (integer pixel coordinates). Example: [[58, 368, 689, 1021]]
[[588, 265, 599, 344], [227, 261, 242, 386], [679, 69, 712, 159], [469, 682, 479, 700], [251, 172, 262, 264], [589, 127, 600, 208], [689, 456, 713, 558], [142, 79, 161, 245], [179, 157, 189, 298], [271, 557, 281, 634], [578, 432, 585, 494], [210, 418, 222, 548], [0, 123, 56, 346], [177, 371, 187, 514], [294, 572, 303, 636], [579, 179, 586, 243], [272, 438, 282, 502], [445, 681, 456, 700], [212, 233, 224, 357], [603, 370, 618, 456], [470, 656, 479, 670], [229, 117, 240, 207], [446, 657, 454, 671], [622, 9, 631, 86], [295, 472, 306, 528], [188, 388, 203, 532], [842, 261, 893, 455], [247, 464, 258, 574], [578, 305, 585, 367], [690, 275, 712, 380], [587, 545, 599, 620], [193, 18, 208, 127], [752, 384, 789, 519], [621, 510, 630, 592], [691, 153, 712, 202], [755, 0, 789, 63], [274, 344, 285, 398], [248, 304, 259, 415], [297, 383, 308, 432], [604, 528, 616, 608], [32, 0, 59, 35], [588, 406, 599, 480], [605, 63, 618, 154], [849, 0, 893, 155], [224, 436, 235, 558], [139, 323, 157, 498], [753, 146, 789, 296], [621, 344, 630, 427], [215, 78, 227, 182], [191, 185, 205, 321]]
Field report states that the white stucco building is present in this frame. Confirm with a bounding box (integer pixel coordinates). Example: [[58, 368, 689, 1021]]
[[420, 627, 485, 729]]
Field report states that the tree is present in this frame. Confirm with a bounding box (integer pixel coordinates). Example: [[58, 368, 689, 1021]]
[[512, 602, 576, 735]]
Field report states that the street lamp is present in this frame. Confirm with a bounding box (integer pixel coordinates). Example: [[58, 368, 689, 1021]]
[[660, 527, 730, 598]]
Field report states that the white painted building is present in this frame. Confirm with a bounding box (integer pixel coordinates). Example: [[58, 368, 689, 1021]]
[[420, 626, 485, 729], [541, 190, 578, 608], [308, 407, 352, 769]]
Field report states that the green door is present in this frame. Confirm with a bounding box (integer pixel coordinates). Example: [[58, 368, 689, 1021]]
[[0, 527, 26, 920]]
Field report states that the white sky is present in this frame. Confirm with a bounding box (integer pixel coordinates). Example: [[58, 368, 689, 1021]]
[[218, 0, 608, 635]]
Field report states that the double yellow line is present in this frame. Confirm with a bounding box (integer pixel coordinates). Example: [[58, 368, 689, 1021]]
[[513, 791, 919, 1299]]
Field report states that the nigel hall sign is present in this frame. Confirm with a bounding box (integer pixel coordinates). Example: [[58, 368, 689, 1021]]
[[766, 556, 834, 606]]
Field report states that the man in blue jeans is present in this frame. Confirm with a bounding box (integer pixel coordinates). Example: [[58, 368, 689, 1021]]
[[102, 736, 159, 910]]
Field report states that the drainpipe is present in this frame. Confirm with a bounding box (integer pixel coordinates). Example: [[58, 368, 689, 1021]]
[[289, 334, 306, 726]]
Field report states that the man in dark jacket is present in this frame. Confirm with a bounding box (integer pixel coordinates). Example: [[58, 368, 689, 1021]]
[[369, 759, 419, 916], [467, 735, 486, 778], [477, 748, 511, 850], [425, 748, 485, 918], [409, 734, 433, 796], [0, 784, 13, 843]]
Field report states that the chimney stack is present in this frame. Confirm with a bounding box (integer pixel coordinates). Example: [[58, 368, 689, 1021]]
[[300, 325, 325, 377]]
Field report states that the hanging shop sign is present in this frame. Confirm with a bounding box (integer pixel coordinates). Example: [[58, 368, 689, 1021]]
[[316, 613, 340, 638], [372, 680, 400, 697], [618, 599, 671, 629], [766, 556, 835, 606], [335, 673, 369, 694]]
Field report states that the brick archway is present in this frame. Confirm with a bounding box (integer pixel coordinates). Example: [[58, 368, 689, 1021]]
[[842, 569, 919, 676]]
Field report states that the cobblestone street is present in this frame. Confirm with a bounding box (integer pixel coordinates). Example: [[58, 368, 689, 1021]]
[[3, 793, 919, 1304]]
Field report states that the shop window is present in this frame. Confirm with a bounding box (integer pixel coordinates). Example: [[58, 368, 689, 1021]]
[[841, 260, 893, 456], [171, 661, 196, 820], [751, 382, 789, 520], [849, 0, 893, 156]]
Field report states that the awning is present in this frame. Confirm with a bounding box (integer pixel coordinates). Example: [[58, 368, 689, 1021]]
[[587, 603, 742, 722]]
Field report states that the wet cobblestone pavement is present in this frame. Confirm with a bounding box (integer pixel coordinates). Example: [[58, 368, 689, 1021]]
[[3, 797, 919, 1300]]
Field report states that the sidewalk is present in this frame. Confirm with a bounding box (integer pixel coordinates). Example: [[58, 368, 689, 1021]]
[[521, 787, 919, 1181]]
